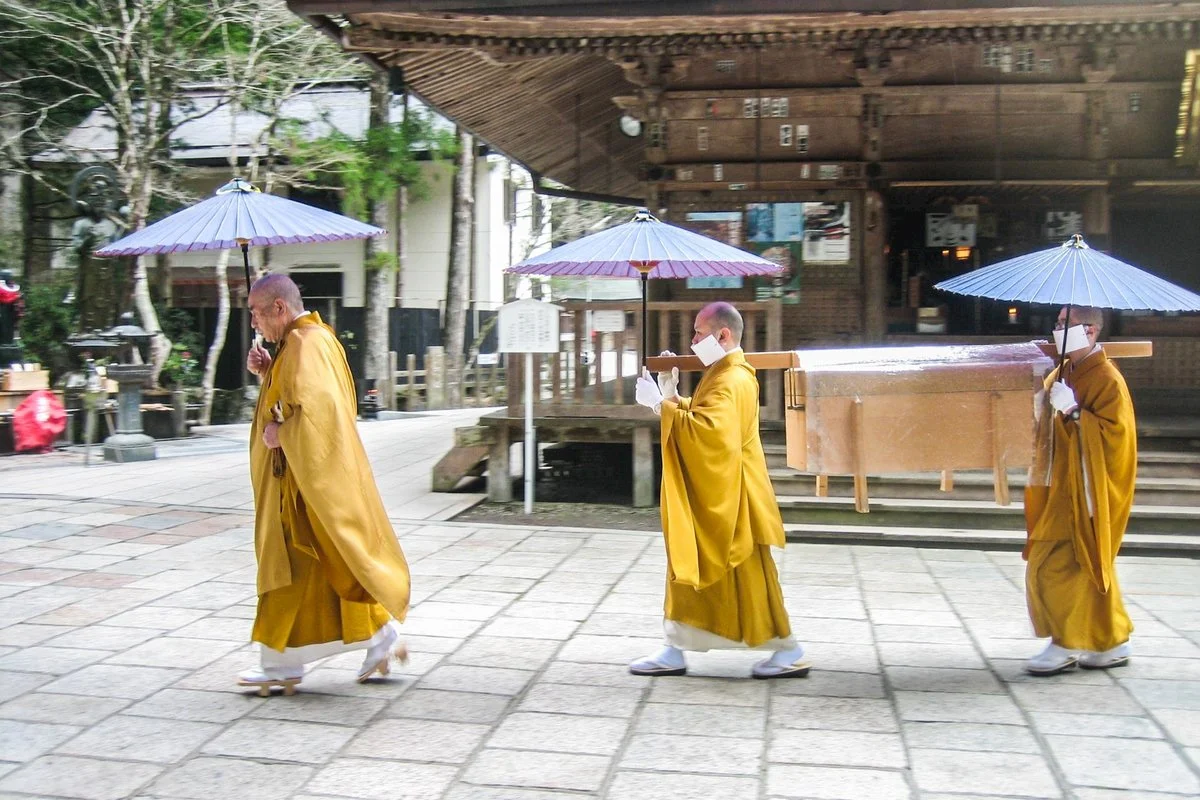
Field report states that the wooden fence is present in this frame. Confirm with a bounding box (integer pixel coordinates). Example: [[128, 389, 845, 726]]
[[388, 348, 506, 411], [388, 300, 784, 417]]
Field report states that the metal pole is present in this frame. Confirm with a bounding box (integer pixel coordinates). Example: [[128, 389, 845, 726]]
[[524, 350, 534, 514]]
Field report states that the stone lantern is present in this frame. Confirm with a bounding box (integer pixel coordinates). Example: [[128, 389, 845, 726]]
[[100, 312, 156, 462]]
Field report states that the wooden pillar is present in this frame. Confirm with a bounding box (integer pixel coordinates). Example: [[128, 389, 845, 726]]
[[426, 346, 446, 410], [1083, 187, 1111, 252], [385, 351, 398, 410], [632, 425, 654, 508], [765, 300, 783, 421], [862, 190, 888, 342], [488, 423, 512, 503]]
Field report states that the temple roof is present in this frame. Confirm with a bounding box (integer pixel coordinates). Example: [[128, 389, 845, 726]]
[[290, 2, 1200, 200]]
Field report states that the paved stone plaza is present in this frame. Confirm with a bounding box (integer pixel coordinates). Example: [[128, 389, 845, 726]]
[[0, 411, 1198, 800]]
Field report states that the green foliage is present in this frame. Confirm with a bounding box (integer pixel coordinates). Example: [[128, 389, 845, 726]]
[[365, 251, 400, 274], [156, 307, 204, 388], [284, 106, 458, 220], [159, 342, 202, 388], [17, 278, 78, 380]]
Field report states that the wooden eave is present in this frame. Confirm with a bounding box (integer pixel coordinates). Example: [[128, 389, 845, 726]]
[[289, 0, 1198, 14], [306, 4, 1200, 51], [292, 1, 1200, 200]]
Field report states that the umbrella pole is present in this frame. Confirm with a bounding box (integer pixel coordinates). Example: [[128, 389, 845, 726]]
[[641, 272, 649, 365], [240, 241, 252, 293], [239, 240, 265, 386], [1057, 304, 1072, 377]]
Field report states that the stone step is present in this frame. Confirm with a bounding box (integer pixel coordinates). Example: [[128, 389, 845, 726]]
[[783, 522, 1200, 556], [775, 494, 1200, 535], [769, 468, 1200, 506], [1138, 450, 1200, 477]]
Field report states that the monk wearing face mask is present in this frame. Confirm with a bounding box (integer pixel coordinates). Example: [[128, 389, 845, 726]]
[[631, 302, 809, 679], [1023, 305, 1137, 676]]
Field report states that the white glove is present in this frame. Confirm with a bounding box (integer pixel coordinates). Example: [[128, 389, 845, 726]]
[[636, 368, 665, 413], [657, 350, 679, 400], [1048, 381, 1079, 415]]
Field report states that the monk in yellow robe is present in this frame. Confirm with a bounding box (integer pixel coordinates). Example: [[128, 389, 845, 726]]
[[1023, 305, 1136, 676], [630, 302, 808, 679], [238, 274, 410, 693]]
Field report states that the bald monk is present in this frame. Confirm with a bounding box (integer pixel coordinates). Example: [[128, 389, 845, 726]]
[[631, 302, 809, 679], [239, 274, 410, 693], [1023, 305, 1136, 676]]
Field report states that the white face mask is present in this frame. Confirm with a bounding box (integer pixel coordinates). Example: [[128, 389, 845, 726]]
[[692, 333, 728, 366], [1052, 324, 1090, 354]]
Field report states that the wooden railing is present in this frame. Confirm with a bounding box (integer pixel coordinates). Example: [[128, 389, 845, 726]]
[[388, 348, 506, 411], [505, 300, 784, 420]]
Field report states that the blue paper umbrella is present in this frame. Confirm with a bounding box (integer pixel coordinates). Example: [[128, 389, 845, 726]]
[[96, 178, 384, 290], [935, 234, 1200, 313], [507, 208, 780, 359]]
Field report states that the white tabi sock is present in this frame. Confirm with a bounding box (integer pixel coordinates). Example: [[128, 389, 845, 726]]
[[765, 645, 806, 667], [651, 645, 685, 668]]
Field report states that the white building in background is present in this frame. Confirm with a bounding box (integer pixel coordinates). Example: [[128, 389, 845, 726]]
[[36, 81, 550, 322]]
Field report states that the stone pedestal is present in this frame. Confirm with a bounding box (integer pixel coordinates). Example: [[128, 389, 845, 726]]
[[103, 363, 157, 462]]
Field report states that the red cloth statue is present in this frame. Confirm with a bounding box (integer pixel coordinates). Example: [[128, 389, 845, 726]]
[[13, 390, 67, 453]]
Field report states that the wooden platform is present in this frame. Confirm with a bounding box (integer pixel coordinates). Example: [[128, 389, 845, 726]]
[[439, 411, 662, 507]]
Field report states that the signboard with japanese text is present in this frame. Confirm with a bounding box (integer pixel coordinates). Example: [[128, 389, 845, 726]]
[[498, 299, 561, 353], [591, 310, 626, 332]]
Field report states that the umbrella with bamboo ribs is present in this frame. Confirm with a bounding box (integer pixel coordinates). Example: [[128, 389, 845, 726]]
[[506, 208, 782, 360], [935, 234, 1200, 371], [95, 178, 385, 293]]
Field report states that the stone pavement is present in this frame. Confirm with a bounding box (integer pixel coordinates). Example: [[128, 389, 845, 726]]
[[0, 414, 1198, 800]]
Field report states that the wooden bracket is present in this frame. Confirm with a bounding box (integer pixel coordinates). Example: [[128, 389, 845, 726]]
[[990, 390, 1011, 506], [851, 397, 869, 513]]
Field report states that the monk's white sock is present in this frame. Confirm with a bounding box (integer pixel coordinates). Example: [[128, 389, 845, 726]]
[[765, 645, 806, 667], [651, 645, 685, 668]]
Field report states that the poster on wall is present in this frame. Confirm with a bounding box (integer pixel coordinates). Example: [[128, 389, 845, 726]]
[[801, 202, 851, 263], [684, 211, 744, 289], [750, 242, 802, 304], [926, 213, 977, 247], [746, 202, 804, 242], [1044, 211, 1083, 242]]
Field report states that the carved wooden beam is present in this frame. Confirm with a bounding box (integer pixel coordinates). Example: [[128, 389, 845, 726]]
[[335, 11, 1200, 61]]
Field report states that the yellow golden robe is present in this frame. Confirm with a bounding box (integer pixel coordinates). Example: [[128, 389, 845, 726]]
[[250, 312, 410, 652], [1023, 349, 1135, 651], [658, 349, 792, 648]]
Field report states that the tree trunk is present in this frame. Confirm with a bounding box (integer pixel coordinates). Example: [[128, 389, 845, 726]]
[[444, 126, 474, 406], [0, 97, 24, 275], [363, 74, 394, 402], [127, 161, 170, 382], [199, 248, 231, 426]]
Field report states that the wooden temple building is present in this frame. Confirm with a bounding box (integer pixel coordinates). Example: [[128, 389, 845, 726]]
[[291, 1, 1200, 417]]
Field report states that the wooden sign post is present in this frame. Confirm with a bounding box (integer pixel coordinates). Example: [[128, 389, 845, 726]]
[[498, 299, 561, 514]]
